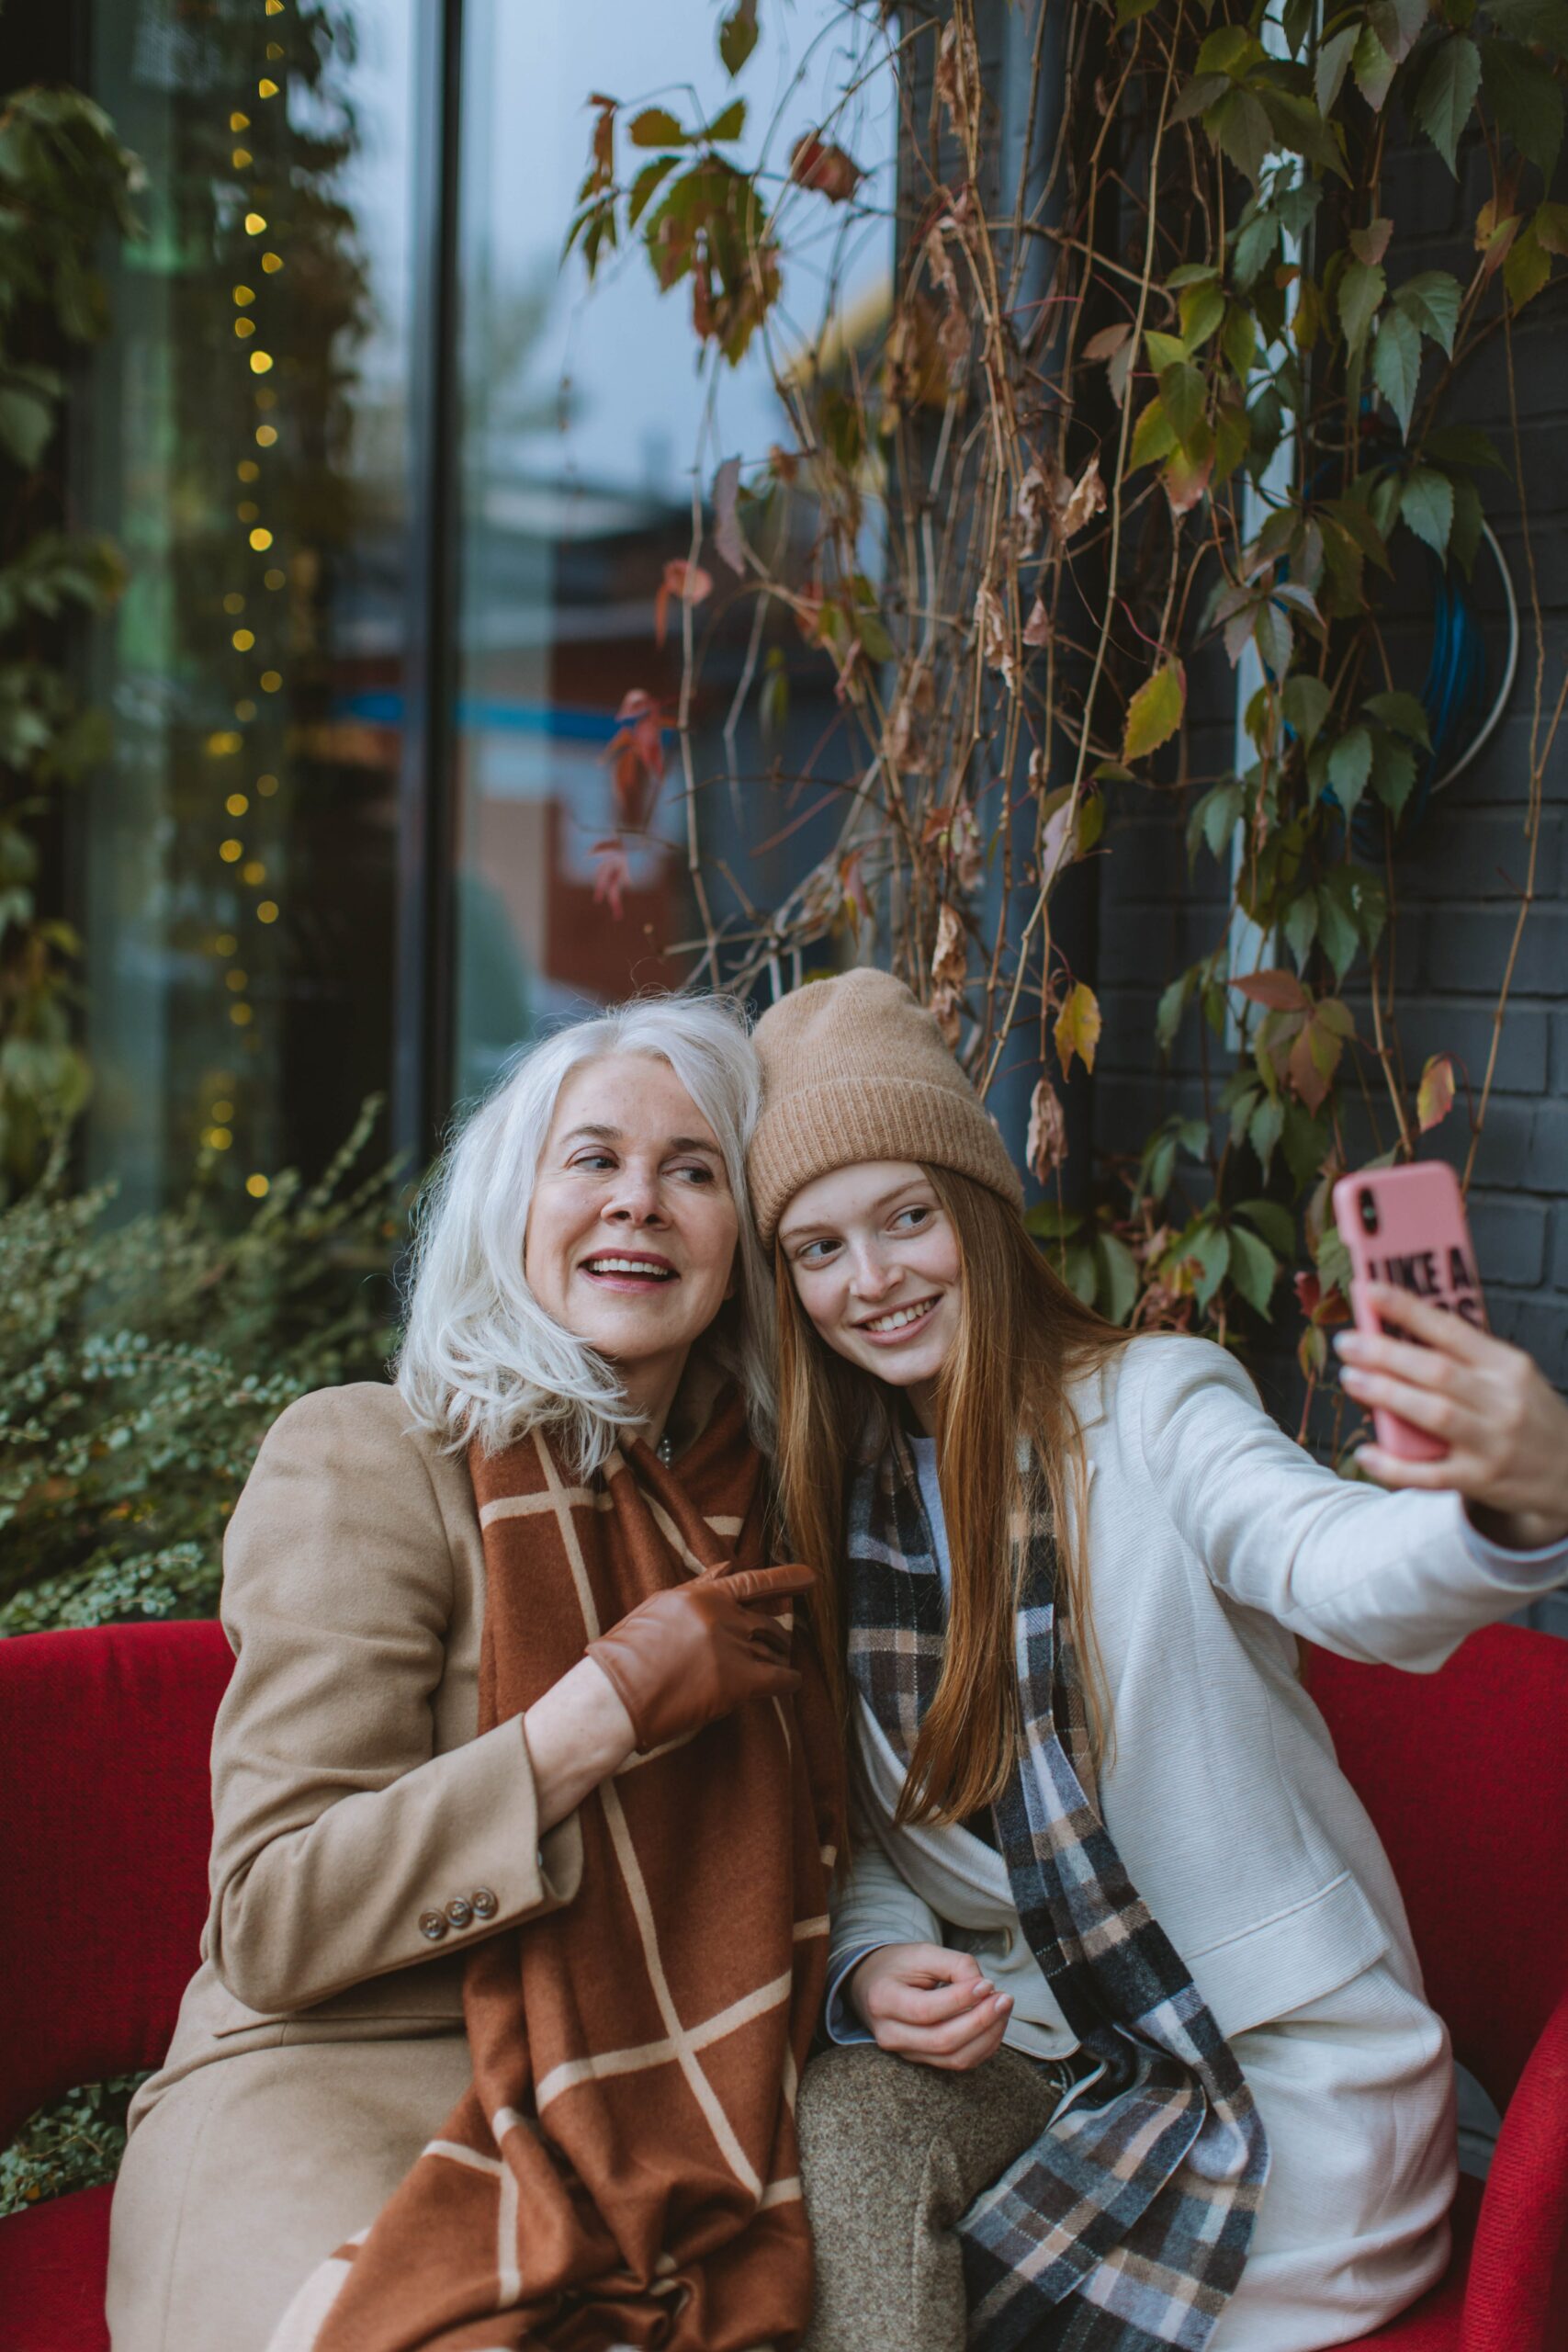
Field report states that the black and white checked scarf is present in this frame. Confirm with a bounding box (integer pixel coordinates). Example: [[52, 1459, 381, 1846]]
[[845, 1430, 1269, 2352]]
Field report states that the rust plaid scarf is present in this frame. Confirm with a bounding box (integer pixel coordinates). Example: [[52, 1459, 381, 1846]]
[[270, 1394, 840, 2352]]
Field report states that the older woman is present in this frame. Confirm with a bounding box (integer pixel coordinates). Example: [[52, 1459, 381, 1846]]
[[107, 996, 840, 2352]]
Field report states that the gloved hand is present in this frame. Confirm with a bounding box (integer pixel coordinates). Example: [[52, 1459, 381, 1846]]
[[585, 1562, 814, 1754]]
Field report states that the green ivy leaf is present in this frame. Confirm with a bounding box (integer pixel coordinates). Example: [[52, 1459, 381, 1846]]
[[1159, 359, 1208, 449], [1412, 34, 1482, 173], [1481, 36, 1565, 177], [1422, 422, 1505, 469], [1094, 1233, 1140, 1326], [718, 0, 759, 76], [629, 107, 689, 148], [1248, 1093, 1286, 1178], [1124, 663, 1187, 761], [1392, 270, 1462, 355], [705, 98, 748, 142], [1285, 889, 1319, 967], [1227, 1223, 1280, 1317], [1484, 0, 1568, 52], [1255, 600, 1293, 679], [1282, 672, 1333, 746], [1237, 1196, 1296, 1255], [1315, 23, 1359, 113], [1179, 282, 1228, 350], [1353, 23, 1398, 108], [1504, 220, 1554, 308], [1234, 205, 1281, 288], [1315, 881, 1360, 978], [1364, 689, 1432, 745], [1327, 725, 1374, 814], [1222, 305, 1258, 379], [1450, 471, 1484, 574], [1156, 967, 1198, 1049], [1130, 396, 1179, 469], [628, 154, 680, 226], [1371, 731, 1419, 814], [1371, 308, 1421, 436], [1337, 257, 1386, 351], [1210, 88, 1275, 183], [1400, 465, 1456, 552], [0, 384, 57, 469], [1258, 85, 1349, 177]]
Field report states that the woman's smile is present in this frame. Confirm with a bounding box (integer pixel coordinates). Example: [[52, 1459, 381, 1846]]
[[857, 1293, 942, 1340]]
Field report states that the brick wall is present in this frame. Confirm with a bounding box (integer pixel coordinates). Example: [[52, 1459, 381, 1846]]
[[1089, 144, 1567, 1580]]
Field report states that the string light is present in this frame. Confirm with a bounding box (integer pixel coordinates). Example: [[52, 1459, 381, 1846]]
[[201, 1, 299, 1167], [246, 1174, 270, 1198]]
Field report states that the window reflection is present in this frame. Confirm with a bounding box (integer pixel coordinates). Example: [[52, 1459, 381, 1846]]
[[82, 0, 416, 1204], [450, 0, 894, 1107]]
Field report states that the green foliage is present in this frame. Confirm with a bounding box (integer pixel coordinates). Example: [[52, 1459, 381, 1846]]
[[0, 2074, 142, 2222], [0, 81, 139, 1191], [0, 1105, 403, 1635]]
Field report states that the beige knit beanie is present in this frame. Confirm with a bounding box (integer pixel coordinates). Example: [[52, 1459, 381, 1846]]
[[748, 968, 1023, 1247]]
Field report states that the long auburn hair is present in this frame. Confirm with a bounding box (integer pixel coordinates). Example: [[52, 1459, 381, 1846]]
[[775, 1163, 1130, 1830]]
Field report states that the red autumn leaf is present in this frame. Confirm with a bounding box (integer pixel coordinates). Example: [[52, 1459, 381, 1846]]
[[789, 132, 863, 203], [604, 689, 667, 829], [654, 559, 715, 650], [1234, 967, 1311, 1012], [591, 839, 631, 921]]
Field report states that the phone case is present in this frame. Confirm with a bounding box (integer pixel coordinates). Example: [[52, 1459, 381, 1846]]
[[1331, 1161, 1486, 1462]]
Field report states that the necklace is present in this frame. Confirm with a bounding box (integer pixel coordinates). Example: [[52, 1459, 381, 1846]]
[[656, 1430, 673, 1466]]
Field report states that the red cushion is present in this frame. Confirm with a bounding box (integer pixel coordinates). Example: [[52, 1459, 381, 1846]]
[[0, 2183, 112, 2351], [0, 1622, 233, 2145], [1307, 1626, 1568, 2109]]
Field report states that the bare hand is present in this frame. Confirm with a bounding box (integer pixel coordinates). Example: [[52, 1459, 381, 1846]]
[[847, 1942, 1013, 2072], [1337, 1283, 1568, 1550]]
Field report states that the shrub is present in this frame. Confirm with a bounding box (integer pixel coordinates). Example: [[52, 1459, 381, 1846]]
[[0, 1104, 404, 1635]]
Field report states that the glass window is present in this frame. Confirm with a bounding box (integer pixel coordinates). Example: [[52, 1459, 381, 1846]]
[[450, 0, 895, 1107], [79, 0, 418, 1205]]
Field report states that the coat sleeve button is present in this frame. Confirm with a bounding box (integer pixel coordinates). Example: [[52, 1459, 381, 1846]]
[[418, 1910, 449, 1941], [446, 1896, 474, 1930], [470, 1887, 499, 1920]]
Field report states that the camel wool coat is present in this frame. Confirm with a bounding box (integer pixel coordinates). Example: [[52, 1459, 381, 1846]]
[[106, 1382, 585, 2352]]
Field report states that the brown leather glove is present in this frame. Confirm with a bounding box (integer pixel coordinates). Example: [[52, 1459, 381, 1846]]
[[585, 1562, 814, 1754]]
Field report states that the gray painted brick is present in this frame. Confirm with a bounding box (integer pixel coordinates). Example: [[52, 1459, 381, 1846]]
[[1422, 906, 1568, 996], [1529, 1102, 1568, 1193], [1466, 1193, 1550, 1287], [1394, 1001, 1549, 1098], [1488, 1294, 1568, 1385]]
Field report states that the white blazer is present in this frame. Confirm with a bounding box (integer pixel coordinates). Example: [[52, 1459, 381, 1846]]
[[829, 1334, 1568, 2349]]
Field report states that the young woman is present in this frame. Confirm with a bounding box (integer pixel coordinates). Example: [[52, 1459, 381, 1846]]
[[107, 996, 840, 2352], [749, 967, 1568, 2352]]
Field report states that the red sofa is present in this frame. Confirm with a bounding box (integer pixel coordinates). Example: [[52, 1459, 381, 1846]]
[[2, 1617, 1565, 2350]]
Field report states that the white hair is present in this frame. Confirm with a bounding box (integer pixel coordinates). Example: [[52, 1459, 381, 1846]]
[[395, 994, 774, 1476]]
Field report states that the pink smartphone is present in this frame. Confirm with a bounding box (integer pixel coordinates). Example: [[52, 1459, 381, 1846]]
[[1331, 1161, 1486, 1462]]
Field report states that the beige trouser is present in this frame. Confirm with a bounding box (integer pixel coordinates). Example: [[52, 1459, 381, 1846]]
[[797, 2044, 1072, 2352]]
